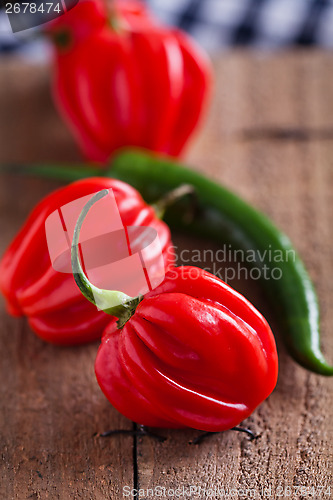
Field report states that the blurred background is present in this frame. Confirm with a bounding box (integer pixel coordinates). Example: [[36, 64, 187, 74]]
[[1, 0, 333, 58]]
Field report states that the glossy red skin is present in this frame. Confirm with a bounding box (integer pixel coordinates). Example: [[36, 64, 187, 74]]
[[0, 178, 174, 345], [47, 0, 212, 163], [95, 267, 278, 431]]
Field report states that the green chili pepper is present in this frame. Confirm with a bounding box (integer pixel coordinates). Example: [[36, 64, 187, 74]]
[[2, 148, 332, 375], [110, 149, 332, 376]]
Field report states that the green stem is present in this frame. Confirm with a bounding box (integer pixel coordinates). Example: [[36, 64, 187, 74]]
[[71, 188, 142, 327], [152, 184, 196, 220]]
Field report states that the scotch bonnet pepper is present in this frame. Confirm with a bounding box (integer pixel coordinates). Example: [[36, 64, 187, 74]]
[[47, 0, 212, 163], [71, 192, 278, 430], [96, 267, 278, 430], [0, 178, 174, 345]]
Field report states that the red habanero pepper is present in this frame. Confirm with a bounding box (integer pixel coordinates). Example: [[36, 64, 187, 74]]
[[0, 178, 174, 345], [95, 267, 278, 431], [72, 192, 278, 432], [46, 0, 212, 163]]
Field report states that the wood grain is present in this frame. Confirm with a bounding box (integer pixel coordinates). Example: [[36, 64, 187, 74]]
[[0, 51, 332, 499]]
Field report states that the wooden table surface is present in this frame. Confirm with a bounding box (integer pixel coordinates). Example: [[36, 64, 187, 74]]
[[0, 50, 332, 500]]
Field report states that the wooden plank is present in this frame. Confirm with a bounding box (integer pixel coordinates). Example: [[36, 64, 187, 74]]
[[0, 51, 332, 498], [0, 64, 134, 500], [0, 176, 134, 500], [138, 51, 333, 497], [0, 61, 80, 164]]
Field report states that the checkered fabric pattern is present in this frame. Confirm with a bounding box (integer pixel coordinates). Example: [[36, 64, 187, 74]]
[[1, 0, 333, 57], [145, 0, 333, 52]]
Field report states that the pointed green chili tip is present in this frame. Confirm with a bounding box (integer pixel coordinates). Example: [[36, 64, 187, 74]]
[[71, 189, 140, 322]]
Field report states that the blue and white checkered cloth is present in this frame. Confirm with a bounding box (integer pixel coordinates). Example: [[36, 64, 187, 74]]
[[1, 0, 333, 58], [147, 0, 333, 51]]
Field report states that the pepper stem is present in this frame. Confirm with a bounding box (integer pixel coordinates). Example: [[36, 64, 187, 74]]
[[103, 0, 124, 32], [152, 184, 197, 220], [71, 189, 142, 327]]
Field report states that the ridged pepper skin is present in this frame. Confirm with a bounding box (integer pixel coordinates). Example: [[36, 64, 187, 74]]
[[0, 178, 174, 345], [95, 267, 278, 431], [47, 0, 212, 163]]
